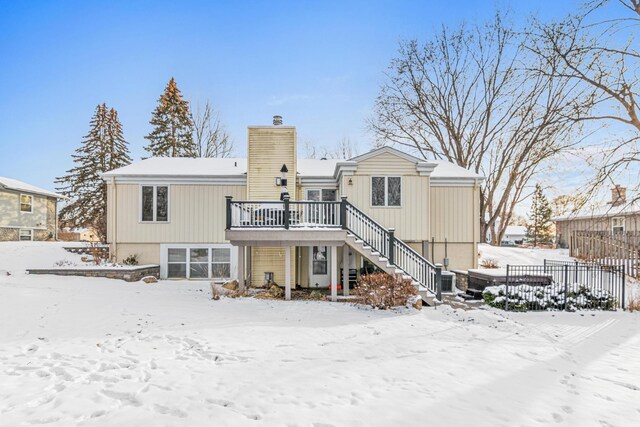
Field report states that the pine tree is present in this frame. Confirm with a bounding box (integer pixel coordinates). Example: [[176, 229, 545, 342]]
[[144, 77, 195, 157], [526, 184, 554, 246], [56, 104, 132, 241]]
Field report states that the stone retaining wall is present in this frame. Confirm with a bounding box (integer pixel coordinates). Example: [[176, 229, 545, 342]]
[[27, 265, 160, 282]]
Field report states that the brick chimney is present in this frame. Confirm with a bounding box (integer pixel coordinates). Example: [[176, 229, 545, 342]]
[[611, 185, 627, 207]]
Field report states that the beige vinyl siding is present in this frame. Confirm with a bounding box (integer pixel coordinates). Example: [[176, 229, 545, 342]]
[[354, 151, 417, 175], [0, 189, 49, 229], [247, 127, 297, 200], [107, 183, 245, 244], [114, 243, 161, 265], [340, 175, 430, 242], [429, 186, 476, 243], [250, 246, 295, 288], [430, 242, 476, 271]]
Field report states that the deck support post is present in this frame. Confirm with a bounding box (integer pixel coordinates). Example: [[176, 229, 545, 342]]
[[237, 245, 245, 292], [331, 246, 338, 302], [342, 245, 350, 296], [285, 246, 292, 300]]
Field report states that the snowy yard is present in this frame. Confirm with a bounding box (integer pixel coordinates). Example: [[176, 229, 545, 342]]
[[1, 243, 640, 426]]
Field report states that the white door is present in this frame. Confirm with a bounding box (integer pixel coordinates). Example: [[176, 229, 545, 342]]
[[309, 245, 330, 288], [306, 189, 338, 288]]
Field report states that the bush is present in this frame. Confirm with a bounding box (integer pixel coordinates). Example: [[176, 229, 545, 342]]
[[628, 294, 640, 312], [122, 254, 139, 266], [480, 258, 499, 268], [483, 283, 618, 311], [309, 290, 325, 300], [353, 272, 417, 309]]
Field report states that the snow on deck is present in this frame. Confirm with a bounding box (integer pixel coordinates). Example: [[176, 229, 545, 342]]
[[0, 243, 639, 425]]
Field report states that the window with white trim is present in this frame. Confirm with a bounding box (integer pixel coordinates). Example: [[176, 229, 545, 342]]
[[371, 176, 401, 207], [141, 185, 169, 222], [166, 246, 232, 279], [612, 217, 625, 233], [20, 194, 33, 213], [19, 229, 33, 241]]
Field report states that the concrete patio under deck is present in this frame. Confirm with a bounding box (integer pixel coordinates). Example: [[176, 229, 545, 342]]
[[225, 228, 347, 247]]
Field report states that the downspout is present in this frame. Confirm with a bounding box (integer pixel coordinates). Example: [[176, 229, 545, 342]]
[[55, 197, 59, 241], [111, 176, 117, 262]]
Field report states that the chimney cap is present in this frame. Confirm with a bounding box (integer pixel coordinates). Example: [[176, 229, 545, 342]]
[[273, 115, 283, 126]]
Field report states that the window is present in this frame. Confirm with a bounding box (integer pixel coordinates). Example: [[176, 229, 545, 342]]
[[167, 248, 187, 278], [141, 185, 169, 222], [20, 194, 33, 213], [19, 229, 33, 241], [312, 246, 328, 275], [211, 248, 231, 278], [371, 176, 401, 207], [612, 217, 625, 233], [165, 246, 232, 279]]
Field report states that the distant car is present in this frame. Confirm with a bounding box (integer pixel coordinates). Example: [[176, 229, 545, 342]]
[[501, 240, 517, 247]]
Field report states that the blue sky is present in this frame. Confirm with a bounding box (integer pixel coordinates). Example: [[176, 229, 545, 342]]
[[0, 0, 584, 194]]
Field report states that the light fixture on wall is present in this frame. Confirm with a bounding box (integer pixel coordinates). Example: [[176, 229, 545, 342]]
[[280, 164, 289, 200], [348, 178, 353, 186]]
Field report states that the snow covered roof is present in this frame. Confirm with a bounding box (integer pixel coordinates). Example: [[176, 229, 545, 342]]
[[102, 158, 248, 178], [0, 176, 63, 199], [102, 151, 483, 181], [553, 202, 640, 221], [427, 160, 483, 179], [504, 226, 527, 236]]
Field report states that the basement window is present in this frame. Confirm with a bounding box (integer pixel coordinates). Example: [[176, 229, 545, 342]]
[[19, 229, 33, 241], [141, 185, 169, 222], [165, 246, 232, 280], [371, 176, 401, 207]]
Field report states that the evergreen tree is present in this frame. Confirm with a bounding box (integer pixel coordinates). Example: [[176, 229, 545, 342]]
[[144, 77, 195, 157], [526, 184, 554, 246], [56, 104, 132, 241]]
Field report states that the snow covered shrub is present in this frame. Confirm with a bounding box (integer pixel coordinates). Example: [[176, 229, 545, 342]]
[[483, 283, 618, 311], [122, 254, 139, 266], [354, 273, 417, 309], [480, 258, 499, 268], [628, 295, 640, 312]]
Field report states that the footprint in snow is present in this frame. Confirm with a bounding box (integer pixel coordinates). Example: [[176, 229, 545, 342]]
[[153, 404, 187, 418]]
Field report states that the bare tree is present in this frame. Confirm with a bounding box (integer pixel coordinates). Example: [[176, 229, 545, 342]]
[[191, 101, 233, 158], [528, 1, 640, 195], [329, 137, 358, 159], [370, 12, 593, 244]]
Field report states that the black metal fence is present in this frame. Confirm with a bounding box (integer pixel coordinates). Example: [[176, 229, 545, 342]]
[[483, 260, 626, 311]]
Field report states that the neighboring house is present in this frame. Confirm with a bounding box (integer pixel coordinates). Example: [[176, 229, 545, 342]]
[[59, 227, 101, 242], [502, 226, 527, 245], [553, 185, 640, 248], [0, 176, 62, 241], [104, 117, 483, 299]]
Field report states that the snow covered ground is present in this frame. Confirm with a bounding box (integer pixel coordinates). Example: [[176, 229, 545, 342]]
[[1, 243, 640, 426], [478, 243, 574, 266]]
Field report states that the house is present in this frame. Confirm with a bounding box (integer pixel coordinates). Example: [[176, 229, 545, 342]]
[[502, 226, 527, 245], [103, 116, 483, 300], [0, 176, 62, 241], [59, 227, 101, 242], [553, 185, 640, 248]]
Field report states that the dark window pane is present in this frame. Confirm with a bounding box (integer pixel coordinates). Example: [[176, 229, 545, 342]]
[[322, 189, 337, 201], [211, 263, 230, 278], [190, 248, 208, 262], [307, 190, 320, 201], [388, 177, 401, 206], [156, 186, 168, 221], [190, 263, 209, 278], [168, 248, 186, 262], [142, 186, 154, 221], [212, 248, 230, 263], [313, 261, 327, 275], [371, 177, 385, 206], [168, 263, 186, 278]]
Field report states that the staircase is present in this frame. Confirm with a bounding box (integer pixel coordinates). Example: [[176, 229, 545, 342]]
[[226, 196, 443, 300]]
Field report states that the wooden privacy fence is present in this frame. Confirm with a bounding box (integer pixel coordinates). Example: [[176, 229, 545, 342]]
[[570, 230, 640, 278]]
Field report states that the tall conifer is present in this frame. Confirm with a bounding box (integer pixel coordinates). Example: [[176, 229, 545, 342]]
[[144, 77, 195, 157], [526, 184, 554, 246], [56, 104, 132, 240]]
